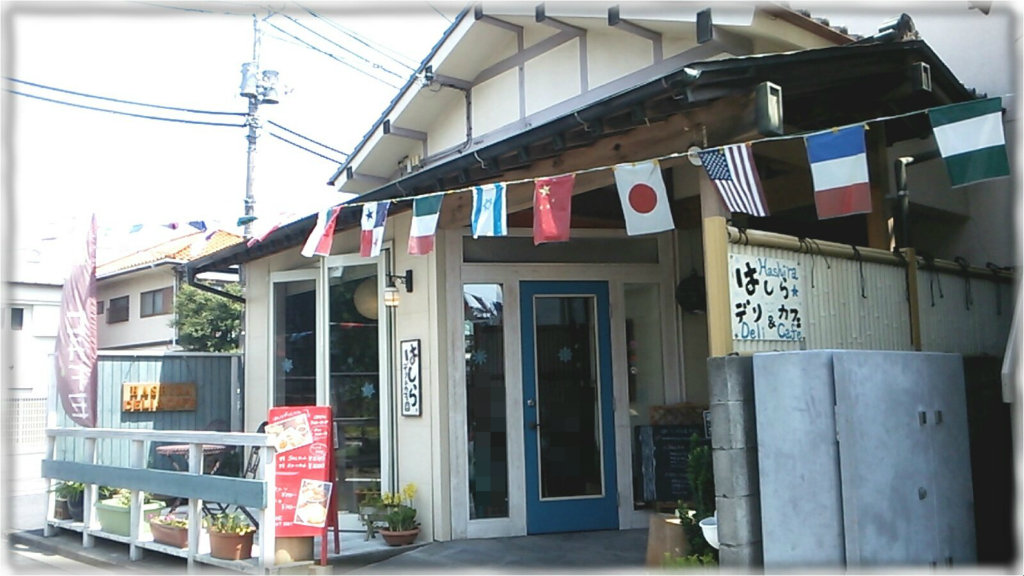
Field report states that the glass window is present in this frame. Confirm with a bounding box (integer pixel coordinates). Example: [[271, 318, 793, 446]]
[[11, 307, 24, 331], [141, 287, 173, 317], [107, 296, 129, 324], [464, 284, 509, 519], [624, 283, 667, 509], [327, 265, 381, 515], [272, 279, 316, 406]]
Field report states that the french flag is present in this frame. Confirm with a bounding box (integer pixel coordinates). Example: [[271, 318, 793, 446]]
[[805, 125, 872, 220]]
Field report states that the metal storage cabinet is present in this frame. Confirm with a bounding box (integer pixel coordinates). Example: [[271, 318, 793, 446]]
[[754, 350, 977, 569]]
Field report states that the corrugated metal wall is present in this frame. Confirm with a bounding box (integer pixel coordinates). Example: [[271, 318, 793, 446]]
[[918, 268, 1014, 356], [728, 243, 914, 354], [55, 353, 240, 470]]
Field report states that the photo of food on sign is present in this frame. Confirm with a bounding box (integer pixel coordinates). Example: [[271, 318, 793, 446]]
[[294, 479, 332, 527], [266, 413, 313, 453]]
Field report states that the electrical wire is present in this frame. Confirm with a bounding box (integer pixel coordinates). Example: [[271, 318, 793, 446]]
[[297, 3, 419, 72], [5, 77, 246, 116], [7, 89, 247, 127], [268, 132, 344, 164], [263, 19, 402, 89], [265, 120, 348, 157], [276, 12, 404, 79]]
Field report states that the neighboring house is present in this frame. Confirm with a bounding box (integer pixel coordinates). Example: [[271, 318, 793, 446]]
[[185, 2, 1018, 562], [96, 230, 241, 351]]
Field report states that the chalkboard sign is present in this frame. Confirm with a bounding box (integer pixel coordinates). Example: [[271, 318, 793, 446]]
[[633, 425, 706, 503]]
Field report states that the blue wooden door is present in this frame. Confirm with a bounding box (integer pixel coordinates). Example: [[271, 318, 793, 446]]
[[520, 281, 618, 534]]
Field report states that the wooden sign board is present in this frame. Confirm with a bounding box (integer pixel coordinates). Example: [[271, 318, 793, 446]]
[[121, 382, 196, 412]]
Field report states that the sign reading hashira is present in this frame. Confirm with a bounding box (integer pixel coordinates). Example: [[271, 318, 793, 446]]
[[728, 253, 805, 342]]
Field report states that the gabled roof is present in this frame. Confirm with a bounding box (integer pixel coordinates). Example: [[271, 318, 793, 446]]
[[187, 16, 976, 276], [97, 230, 242, 280]]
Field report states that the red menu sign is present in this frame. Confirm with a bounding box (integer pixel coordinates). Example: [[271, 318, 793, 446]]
[[268, 406, 334, 537]]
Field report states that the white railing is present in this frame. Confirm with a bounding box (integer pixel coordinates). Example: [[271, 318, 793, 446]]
[[42, 428, 277, 574]]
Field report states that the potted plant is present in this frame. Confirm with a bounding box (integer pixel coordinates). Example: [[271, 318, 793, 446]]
[[377, 483, 420, 546], [51, 481, 85, 521], [358, 491, 388, 541], [150, 512, 189, 548], [206, 511, 257, 560], [94, 488, 165, 537]]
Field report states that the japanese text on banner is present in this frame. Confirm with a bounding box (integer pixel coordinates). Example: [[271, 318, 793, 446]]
[[728, 254, 805, 342]]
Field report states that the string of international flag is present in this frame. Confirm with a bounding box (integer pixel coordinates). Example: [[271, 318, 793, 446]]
[[270, 96, 1012, 259]]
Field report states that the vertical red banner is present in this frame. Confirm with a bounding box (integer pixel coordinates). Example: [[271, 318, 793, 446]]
[[267, 406, 334, 537], [54, 214, 98, 427]]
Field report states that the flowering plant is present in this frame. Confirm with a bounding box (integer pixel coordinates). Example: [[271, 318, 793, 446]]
[[380, 483, 418, 532], [205, 511, 256, 535], [151, 513, 189, 529]]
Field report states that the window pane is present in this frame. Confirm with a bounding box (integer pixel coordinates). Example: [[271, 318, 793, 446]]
[[534, 295, 602, 498], [108, 296, 129, 323], [624, 283, 667, 509], [11, 308, 24, 331], [464, 284, 509, 519], [273, 280, 316, 406], [327, 265, 381, 515]]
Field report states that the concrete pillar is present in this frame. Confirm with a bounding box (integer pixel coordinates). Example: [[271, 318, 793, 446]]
[[707, 356, 763, 569]]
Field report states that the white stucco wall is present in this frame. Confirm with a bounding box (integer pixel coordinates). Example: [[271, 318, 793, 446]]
[[96, 266, 178, 350], [5, 281, 61, 395]]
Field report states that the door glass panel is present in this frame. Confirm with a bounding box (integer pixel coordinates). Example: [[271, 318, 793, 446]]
[[272, 279, 316, 406], [327, 265, 381, 515], [464, 284, 509, 519], [624, 283, 667, 509], [533, 295, 602, 499]]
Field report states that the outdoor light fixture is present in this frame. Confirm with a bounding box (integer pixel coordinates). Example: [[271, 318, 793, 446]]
[[383, 269, 413, 308]]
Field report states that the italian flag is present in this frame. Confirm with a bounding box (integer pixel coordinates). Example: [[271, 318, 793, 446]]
[[408, 194, 443, 255], [928, 97, 1010, 187]]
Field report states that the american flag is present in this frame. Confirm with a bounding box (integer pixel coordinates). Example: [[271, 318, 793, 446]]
[[698, 144, 769, 217]]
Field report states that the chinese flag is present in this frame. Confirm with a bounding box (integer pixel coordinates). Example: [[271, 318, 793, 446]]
[[533, 173, 575, 245]]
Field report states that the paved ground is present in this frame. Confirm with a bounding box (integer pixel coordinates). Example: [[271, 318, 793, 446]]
[[4, 526, 650, 575]]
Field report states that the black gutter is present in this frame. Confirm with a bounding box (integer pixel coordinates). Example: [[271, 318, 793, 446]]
[[180, 263, 245, 303]]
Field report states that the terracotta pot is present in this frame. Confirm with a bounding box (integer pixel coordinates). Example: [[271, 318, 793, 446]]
[[209, 530, 255, 560], [379, 527, 420, 546], [150, 521, 188, 548]]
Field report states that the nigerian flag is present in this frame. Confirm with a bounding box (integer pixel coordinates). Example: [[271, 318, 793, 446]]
[[928, 97, 1010, 187]]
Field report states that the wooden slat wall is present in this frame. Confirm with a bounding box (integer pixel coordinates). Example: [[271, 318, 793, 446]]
[[56, 353, 240, 471]]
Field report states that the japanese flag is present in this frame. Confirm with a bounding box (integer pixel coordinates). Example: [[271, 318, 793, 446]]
[[613, 160, 675, 236]]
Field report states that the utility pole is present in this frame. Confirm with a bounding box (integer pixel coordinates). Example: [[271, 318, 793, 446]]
[[239, 13, 280, 238]]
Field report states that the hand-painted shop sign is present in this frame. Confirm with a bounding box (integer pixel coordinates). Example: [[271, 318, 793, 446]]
[[728, 253, 805, 342], [121, 382, 196, 412]]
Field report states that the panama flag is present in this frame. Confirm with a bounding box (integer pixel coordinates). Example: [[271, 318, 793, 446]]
[[613, 160, 675, 236], [408, 194, 443, 255], [533, 173, 575, 245], [928, 97, 1010, 187], [301, 204, 343, 257], [471, 182, 507, 238], [805, 125, 872, 219], [360, 201, 390, 258]]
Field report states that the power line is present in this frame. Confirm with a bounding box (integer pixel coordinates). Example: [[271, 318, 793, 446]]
[[273, 12, 406, 81], [266, 119, 348, 157], [297, 4, 419, 72], [268, 132, 344, 164], [263, 19, 402, 89], [7, 89, 246, 128], [4, 77, 246, 116], [427, 2, 455, 24]]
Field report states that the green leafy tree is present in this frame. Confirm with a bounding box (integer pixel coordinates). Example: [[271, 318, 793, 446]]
[[171, 284, 243, 352]]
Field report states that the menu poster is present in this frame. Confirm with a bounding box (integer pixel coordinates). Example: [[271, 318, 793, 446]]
[[268, 406, 334, 537]]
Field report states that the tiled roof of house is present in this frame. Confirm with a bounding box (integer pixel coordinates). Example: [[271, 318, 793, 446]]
[[97, 230, 242, 279]]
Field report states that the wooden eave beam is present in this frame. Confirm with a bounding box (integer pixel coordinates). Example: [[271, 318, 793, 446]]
[[345, 167, 389, 186], [383, 119, 428, 142]]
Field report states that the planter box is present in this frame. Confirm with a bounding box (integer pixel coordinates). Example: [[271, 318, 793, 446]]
[[150, 521, 188, 548], [94, 499, 165, 537], [209, 530, 255, 560]]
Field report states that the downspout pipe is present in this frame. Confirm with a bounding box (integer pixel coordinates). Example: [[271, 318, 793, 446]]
[[181, 263, 246, 303], [892, 149, 941, 250]]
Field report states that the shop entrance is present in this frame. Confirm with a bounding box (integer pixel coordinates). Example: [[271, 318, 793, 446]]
[[520, 281, 618, 534]]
